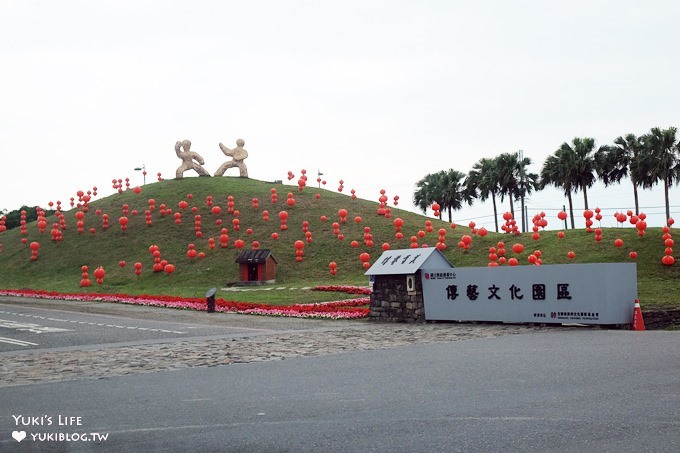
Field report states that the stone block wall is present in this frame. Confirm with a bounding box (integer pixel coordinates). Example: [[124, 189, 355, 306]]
[[369, 273, 425, 322]]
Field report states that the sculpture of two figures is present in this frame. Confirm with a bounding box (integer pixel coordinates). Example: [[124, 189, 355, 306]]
[[174, 139, 249, 179]]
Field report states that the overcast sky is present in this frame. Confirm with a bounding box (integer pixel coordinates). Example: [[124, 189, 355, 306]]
[[2, 1, 679, 229]]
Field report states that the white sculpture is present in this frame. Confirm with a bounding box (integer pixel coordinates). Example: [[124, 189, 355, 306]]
[[215, 139, 249, 177], [175, 140, 210, 179]]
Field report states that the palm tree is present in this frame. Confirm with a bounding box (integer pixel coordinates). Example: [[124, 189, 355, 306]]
[[414, 172, 443, 216], [639, 127, 680, 223], [467, 157, 501, 232], [541, 150, 576, 229], [414, 169, 472, 222], [594, 134, 643, 214], [495, 153, 520, 218], [558, 138, 602, 210], [439, 169, 473, 223], [516, 152, 540, 232], [495, 152, 539, 231]]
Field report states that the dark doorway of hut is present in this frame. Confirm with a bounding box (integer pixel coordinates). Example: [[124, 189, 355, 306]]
[[248, 263, 258, 281]]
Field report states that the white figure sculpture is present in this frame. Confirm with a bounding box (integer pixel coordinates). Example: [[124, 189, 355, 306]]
[[174, 140, 210, 179], [215, 138, 249, 177]]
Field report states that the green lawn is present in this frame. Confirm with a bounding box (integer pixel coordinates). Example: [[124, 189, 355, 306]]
[[1, 176, 678, 309]]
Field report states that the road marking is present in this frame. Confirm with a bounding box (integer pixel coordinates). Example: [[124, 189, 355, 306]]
[[0, 311, 185, 335], [0, 319, 72, 334], [0, 336, 39, 346]]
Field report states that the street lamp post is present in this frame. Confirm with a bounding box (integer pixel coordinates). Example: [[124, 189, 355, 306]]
[[134, 164, 147, 185]]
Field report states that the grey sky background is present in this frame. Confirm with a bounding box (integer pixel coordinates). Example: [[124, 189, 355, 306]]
[[2, 1, 679, 229]]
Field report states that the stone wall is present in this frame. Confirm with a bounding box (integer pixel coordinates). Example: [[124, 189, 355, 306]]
[[369, 273, 425, 322]]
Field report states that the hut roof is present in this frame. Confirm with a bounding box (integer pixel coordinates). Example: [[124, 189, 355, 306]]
[[235, 249, 278, 264]]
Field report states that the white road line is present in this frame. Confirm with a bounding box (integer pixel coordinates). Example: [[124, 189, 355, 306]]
[[0, 311, 185, 335], [0, 336, 39, 347]]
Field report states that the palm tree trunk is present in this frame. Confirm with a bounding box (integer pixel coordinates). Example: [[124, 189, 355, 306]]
[[567, 192, 575, 229], [633, 183, 639, 215], [492, 195, 499, 233], [583, 188, 589, 211], [447, 207, 452, 223], [509, 198, 515, 220]]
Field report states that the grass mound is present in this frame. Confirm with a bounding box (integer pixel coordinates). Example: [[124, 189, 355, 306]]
[[0, 176, 678, 308]]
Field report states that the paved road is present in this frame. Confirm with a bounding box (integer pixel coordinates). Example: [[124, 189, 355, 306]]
[[0, 299, 309, 353], [1, 297, 678, 452]]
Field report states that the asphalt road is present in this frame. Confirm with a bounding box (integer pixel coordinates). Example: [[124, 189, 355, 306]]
[[0, 297, 345, 354], [0, 303, 261, 353], [1, 298, 678, 452]]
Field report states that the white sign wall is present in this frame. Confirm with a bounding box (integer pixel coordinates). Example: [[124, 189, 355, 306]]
[[421, 263, 637, 325]]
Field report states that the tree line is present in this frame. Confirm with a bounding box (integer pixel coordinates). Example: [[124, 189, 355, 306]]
[[1, 206, 56, 230], [413, 126, 680, 232]]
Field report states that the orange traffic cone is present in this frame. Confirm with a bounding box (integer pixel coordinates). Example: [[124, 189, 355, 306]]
[[632, 299, 646, 331]]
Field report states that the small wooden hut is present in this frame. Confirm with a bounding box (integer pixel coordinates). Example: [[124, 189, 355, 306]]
[[235, 249, 278, 284]]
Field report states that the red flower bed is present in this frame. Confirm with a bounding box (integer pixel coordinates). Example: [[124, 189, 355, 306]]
[[0, 288, 370, 319], [313, 285, 371, 295]]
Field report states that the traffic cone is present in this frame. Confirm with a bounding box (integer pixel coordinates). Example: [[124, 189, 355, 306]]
[[631, 299, 646, 331]]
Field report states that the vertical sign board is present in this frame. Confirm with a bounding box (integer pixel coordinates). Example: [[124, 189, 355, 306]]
[[421, 263, 637, 325]]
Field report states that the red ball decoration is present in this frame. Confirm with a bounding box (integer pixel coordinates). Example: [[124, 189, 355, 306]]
[[661, 255, 675, 266]]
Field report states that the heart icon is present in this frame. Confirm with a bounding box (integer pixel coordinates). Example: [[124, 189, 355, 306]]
[[12, 431, 26, 442]]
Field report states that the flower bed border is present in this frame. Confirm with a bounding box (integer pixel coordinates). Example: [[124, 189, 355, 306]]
[[0, 287, 370, 319]]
